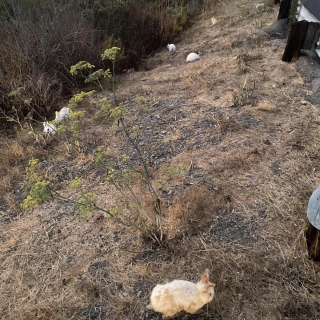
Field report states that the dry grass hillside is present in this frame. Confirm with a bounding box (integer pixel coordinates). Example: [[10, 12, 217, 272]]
[[1, 0, 320, 319]]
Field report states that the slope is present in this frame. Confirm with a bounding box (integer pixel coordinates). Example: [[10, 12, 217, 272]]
[[1, 0, 320, 319]]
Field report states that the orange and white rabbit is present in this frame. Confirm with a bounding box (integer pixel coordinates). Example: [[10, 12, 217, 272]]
[[55, 107, 71, 122], [43, 121, 57, 135], [147, 269, 215, 318]]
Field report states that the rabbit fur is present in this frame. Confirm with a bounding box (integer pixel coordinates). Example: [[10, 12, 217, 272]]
[[43, 122, 57, 135], [55, 107, 71, 122], [167, 44, 176, 52], [147, 269, 215, 318], [186, 52, 200, 62]]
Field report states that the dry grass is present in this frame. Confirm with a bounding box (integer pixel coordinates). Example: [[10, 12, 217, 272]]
[[255, 100, 277, 112], [0, 134, 35, 212], [2, 0, 320, 319], [167, 187, 218, 238]]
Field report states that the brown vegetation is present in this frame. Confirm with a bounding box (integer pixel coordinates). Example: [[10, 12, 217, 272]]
[[0, 0, 214, 121]]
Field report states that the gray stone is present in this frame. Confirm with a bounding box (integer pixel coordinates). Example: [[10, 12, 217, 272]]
[[307, 185, 320, 229], [296, 54, 320, 106], [265, 18, 290, 39], [312, 78, 320, 92]]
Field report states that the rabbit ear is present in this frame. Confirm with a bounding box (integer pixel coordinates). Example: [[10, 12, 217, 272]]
[[206, 283, 215, 288], [201, 269, 209, 283], [55, 111, 59, 118]]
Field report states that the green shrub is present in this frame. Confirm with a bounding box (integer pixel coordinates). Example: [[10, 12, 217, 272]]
[[21, 181, 51, 211], [68, 178, 85, 191], [66, 91, 96, 110], [21, 159, 51, 211], [75, 192, 97, 218], [23, 159, 42, 191], [160, 163, 189, 180]]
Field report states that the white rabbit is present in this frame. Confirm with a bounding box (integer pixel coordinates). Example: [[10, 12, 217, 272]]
[[167, 44, 176, 52], [147, 269, 215, 318], [43, 122, 57, 135], [186, 52, 200, 63], [55, 107, 71, 122], [211, 17, 217, 26], [256, 3, 264, 10]]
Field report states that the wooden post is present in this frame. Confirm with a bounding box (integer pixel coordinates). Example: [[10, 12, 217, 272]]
[[302, 22, 320, 50], [306, 223, 320, 260], [282, 20, 309, 62], [278, 0, 292, 20]]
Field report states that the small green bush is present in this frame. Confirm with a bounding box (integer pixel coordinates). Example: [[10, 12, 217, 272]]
[[160, 163, 188, 180], [21, 181, 51, 211], [23, 159, 42, 191], [21, 159, 52, 211], [94, 146, 107, 167], [68, 178, 85, 191], [75, 192, 97, 218], [66, 91, 96, 110]]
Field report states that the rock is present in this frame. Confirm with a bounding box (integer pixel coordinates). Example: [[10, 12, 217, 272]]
[[265, 18, 290, 39], [307, 185, 320, 230]]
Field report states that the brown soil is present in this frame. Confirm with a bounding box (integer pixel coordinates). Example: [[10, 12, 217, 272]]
[[2, 1, 320, 319]]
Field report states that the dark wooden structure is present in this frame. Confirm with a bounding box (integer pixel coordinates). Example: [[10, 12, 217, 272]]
[[306, 223, 320, 260], [278, 0, 292, 20], [282, 21, 309, 62], [280, 0, 320, 62], [282, 21, 320, 62]]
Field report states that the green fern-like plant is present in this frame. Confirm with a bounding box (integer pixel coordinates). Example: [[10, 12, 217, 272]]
[[23, 98, 32, 105], [95, 97, 112, 120], [68, 177, 85, 191], [57, 124, 67, 134], [66, 91, 96, 110], [84, 69, 111, 83], [70, 121, 80, 138], [129, 125, 140, 141], [70, 61, 95, 76], [109, 205, 122, 216], [101, 47, 124, 62], [160, 163, 188, 180], [68, 111, 86, 120], [8, 87, 25, 97], [109, 101, 128, 122], [21, 181, 51, 211], [75, 192, 97, 217], [101, 47, 124, 97], [23, 159, 42, 190], [94, 146, 106, 167], [21, 159, 51, 211]]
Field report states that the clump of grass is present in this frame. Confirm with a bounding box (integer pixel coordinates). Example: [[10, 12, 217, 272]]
[[167, 186, 228, 239], [256, 101, 277, 112], [233, 76, 256, 107], [160, 163, 188, 181], [0, 131, 47, 212]]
